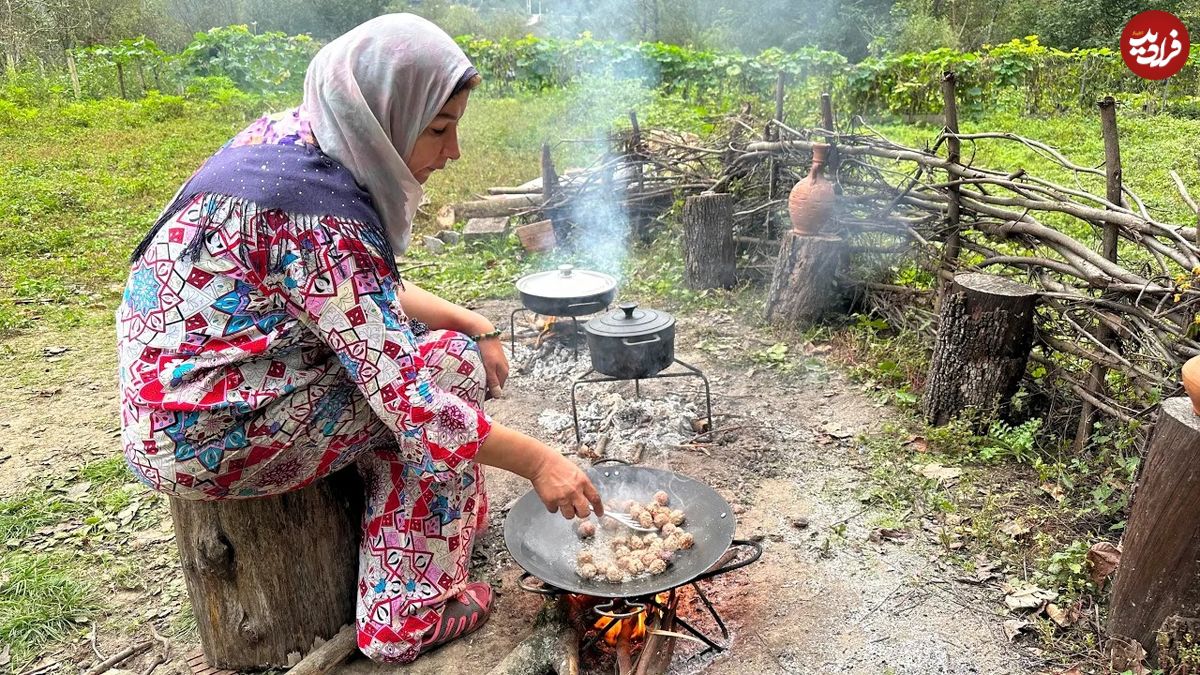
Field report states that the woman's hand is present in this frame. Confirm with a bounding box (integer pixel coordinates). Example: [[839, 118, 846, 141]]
[[530, 452, 605, 521], [477, 337, 509, 399]]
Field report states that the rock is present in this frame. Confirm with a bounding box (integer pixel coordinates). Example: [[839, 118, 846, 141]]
[[437, 229, 462, 244], [422, 235, 445, 254], [464, 217, 509, 243], [791, 516, 810, 529]]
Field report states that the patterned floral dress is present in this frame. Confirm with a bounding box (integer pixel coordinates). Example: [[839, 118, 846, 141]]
[[117, 109, 491, 662]]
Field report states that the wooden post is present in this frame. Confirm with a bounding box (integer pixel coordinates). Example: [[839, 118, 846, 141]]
[[541, 141, 565, 242], [171, 469, 362, 669], [67, 52, 81, 99], [765, 232, 847, 328], [764, 72, 787, 239], [923, 273, 1038, 426], [1109, 397, 1200, 653], [939, 72, 962, 298], [682, 193, 736, 290], [116, 62, 127, 99], [1075, 97, 1122, 451], [486, 598, 580, 675]]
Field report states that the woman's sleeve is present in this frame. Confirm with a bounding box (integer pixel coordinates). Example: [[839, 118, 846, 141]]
[[268, 214, 491, 477]]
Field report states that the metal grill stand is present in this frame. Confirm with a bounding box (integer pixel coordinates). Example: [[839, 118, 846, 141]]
[[509, 304, 610, 360], [570, 359, 714, 444], [515, 538, 761, 659]]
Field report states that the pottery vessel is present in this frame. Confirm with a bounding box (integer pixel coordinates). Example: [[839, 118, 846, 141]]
[[1183, 355, 1200, 414], [787, 143, 836, 235]]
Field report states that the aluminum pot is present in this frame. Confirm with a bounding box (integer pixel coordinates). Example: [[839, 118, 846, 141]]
[[515, 264, 617, 317], [584, 302, 674, 379]]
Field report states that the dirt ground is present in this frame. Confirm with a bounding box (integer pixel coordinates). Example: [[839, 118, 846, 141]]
[[0, 298, 1032, 674]]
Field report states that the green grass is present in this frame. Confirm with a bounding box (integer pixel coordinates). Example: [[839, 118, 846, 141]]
[[0, 553, 100, 665]]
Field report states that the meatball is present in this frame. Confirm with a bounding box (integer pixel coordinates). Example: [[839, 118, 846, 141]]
[[601, 516, 621, 532], [643, 534, 660, 547], [578, 563, 598, 579], [670, 510, 686, 526], [613, 545, 631, 558], [653, 512, 671, 529], [626, 557, 645, 575], [609, 536, 629, 550], [640, 552, 659, 567], [628, 536, 645, 551], [647, 538, 663, 552], [606, 564, 624, 582], [657, 549, 675, 563], [661, 523, 678, 536], [577, 550, 594, 565], [677, 532, 695, 550], [653, 490, 670, 507], [638, 512, 654, 529], [629, 503, 646, 518], [577, 521, 597, 539], [662, 535, 681, 552], [648, 558, 668, 575]]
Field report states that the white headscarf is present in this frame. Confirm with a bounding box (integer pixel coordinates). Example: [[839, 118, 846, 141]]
[[302, 14, 475, 254]]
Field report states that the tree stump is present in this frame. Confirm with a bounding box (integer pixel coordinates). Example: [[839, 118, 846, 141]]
[[764, 232, 846, 327], [1110, 397, 1200, 653], [682, 193, 736, 290], [922, 272, 1037, 426], [171, 468, 364, 669]]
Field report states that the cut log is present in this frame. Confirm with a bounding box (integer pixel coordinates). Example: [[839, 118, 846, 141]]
[[464, 216, 510, 243], [288, 624, 358, 675], [1110, 397, 1200, 653], [455, 195, 542, 220], [682, 193, 736, 290], [171, 468, 363, 670], [486, 597, 579, 675], [922, 272, 1037, 426], [764, 232, 847, 327]]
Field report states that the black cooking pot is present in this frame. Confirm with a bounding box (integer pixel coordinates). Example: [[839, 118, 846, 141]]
[[515, 264, 617, 317], [585, 302, 674, 379]]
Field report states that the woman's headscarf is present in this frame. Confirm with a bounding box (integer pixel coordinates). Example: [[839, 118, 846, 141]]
[[302, 14, 476, 254]]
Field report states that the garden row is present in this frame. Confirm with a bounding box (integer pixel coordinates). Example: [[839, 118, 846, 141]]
[[4, 27, 1199, 119]]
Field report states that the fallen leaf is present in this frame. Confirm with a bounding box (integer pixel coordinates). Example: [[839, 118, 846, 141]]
[[63, 481, 92, 502], [1087, 541, 1121, 588], [43, 346, 68, 357], [1000, 519, 1032, 538], [915, 463, 963, 483], [907, 435, 930, 453], [1003, 619, 1030, 641], [1110, 636, 1150, 675], [1004, 585, 1058, 611], [869, 528, 908, 543], [1045, 603, 1077, 627], [1040, 482, 1066, 503]]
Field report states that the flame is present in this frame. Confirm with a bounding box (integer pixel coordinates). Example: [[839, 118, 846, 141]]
[[534, 315, 559, 347], [594, 593, 670, 646]]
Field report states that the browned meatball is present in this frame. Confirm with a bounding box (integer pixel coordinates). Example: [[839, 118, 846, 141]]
[[578, 563, 598, 579], [661, 523, 678, 536], [653, 490, 670, 507], [653, 512, 671, 529], [640, 552, 659, 567], [648, 558, 668, 575], [629, 503, 646, 518], [628, 536, 645, 551], [677, 532, 695, 550], [578, 521, 597, 539], [669, 509, 686, 526], [606, 564, 624, 582], [638, 512, 654, 529]]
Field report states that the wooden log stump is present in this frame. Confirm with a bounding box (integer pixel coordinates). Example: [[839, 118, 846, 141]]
[[1110, 397, 1200, 653], [486, 597, 580, 675], [682, 193, 735, 290], [171, 468, 363, 670], [764, 231, 846, 327], [922, 272, 1037, 426]]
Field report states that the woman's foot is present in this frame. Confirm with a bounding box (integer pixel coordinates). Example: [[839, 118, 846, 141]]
[[420, 582, 494, 653]]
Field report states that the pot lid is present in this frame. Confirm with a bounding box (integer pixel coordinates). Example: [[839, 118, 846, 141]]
[[515, 264, 617, 299], [585, 302, 674, 338]]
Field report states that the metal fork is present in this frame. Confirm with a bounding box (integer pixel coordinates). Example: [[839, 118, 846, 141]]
[[602, 507, 656, 533]]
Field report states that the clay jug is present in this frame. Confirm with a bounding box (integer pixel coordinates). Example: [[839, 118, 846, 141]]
[[1183, 355, 1200, 414], [788, 143, 836, 235]]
